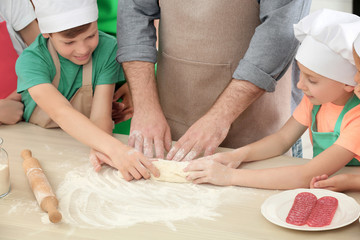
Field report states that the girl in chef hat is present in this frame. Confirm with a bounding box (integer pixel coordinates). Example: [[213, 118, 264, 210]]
[[185, 9, 360, 190], [309, 33, 360, 192], [0, 0, 40, 125], [15, 0, 159, 180]]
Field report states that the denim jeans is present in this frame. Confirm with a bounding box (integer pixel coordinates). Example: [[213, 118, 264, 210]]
[[292, 138, 303, 158]]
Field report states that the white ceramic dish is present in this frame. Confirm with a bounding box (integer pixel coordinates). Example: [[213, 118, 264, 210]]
[[261, 188, 360, 231]]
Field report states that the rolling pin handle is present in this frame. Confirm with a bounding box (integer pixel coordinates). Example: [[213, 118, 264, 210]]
[[21, 149, 32, 160], [41, 196, 62, 223]]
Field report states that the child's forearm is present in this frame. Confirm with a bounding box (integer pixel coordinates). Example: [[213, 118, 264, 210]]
[[348, 174, 360, 191], [229, 165, 312, 189], [235, 117, 306, 163], [90, 84, 115, 135], [54, 104, 126, 156], [229, 145, 355, 190], [238, 135, 291, 163], [90, 116, 113, 135]]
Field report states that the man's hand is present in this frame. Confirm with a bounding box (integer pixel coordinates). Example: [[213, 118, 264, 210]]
[[129, 109, 171, 159], [122, 61, 172, 159], [166, 79, 264, 161], [166, 114, 230, 161]]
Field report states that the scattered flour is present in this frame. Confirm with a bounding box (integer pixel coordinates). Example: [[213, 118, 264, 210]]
[[56, 163, 231, 230], [8, 199, 40, 214]]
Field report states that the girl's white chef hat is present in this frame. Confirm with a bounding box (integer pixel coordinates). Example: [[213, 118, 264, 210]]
[[294, 9, 360, 86], [32, 0, 98, 34]]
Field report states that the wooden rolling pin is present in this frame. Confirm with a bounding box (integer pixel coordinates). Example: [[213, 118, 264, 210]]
[[21, 149, 62, 223]]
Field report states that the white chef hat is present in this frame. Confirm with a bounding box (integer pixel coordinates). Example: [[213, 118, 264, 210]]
[[294, 9, 360, 86], [354, 33, 360, 56], [32, 0, 98, 34]]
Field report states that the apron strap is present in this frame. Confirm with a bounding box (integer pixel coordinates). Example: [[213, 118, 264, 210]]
[[311, 105, 321, 132], [82, 57, 93, 88], [311, 95, 360, 133], [334, 94, 360, 133], [311, 95, 360, 166], [29, 40, 93, 128], [47, 39, 93, 88], [47, 40, 61, 88]]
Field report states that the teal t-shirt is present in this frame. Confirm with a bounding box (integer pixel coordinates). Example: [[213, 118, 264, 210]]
[[16, 31, 125, 121]]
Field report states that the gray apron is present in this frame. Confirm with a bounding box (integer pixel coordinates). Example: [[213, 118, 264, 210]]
[[29, 40, 93, 128], [157, 0, 291, 148]]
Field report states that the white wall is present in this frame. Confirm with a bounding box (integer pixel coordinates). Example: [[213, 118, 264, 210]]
[[310, 0, 352, 13]]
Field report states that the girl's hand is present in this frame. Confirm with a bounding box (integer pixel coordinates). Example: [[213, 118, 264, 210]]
[[206, 151, 245, 169], [0, 99, 24, 125], [310, 174, 354, 192], [184, 158, 235, 186]]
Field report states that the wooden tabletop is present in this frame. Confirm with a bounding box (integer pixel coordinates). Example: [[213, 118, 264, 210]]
[[0, 122, 359, 240]]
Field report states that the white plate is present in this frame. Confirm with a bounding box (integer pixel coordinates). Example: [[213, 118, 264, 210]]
[[261, 188, 360, 231]]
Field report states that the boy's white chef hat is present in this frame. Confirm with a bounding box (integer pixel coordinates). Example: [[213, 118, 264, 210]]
[[294, 9, 360, 86], [32, 0, 98, 34], [354, 33, 360, 56]]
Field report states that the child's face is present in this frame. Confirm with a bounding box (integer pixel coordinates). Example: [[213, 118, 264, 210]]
[[297, 63, 353, 106], [352, 48, 360, 84], [44, 21, 99, 65]]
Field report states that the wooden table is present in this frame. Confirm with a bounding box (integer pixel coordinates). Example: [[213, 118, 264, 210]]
[[0, 122, 359, 240]]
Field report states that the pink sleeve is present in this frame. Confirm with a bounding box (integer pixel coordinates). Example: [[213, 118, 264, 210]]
[[292, 96, 312, 128], [335, 105, 360, 161]]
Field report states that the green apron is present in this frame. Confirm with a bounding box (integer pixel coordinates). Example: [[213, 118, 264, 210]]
[[311, 95, 360, 166]]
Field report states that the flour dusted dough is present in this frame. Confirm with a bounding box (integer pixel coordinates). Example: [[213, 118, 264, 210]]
[[150, 159, 190, 183], [118, 159, 190, 183]]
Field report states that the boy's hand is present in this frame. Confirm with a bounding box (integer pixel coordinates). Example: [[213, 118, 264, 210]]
[[91, 146, 160, 181], [111, 145, 160, 181], [184, 158, 235, 186], [89, 149, 115, 172]]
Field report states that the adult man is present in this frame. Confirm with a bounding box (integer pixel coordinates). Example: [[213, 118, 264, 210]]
[[117, 0, 311, 161]]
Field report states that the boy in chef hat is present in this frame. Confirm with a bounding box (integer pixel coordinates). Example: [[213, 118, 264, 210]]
[[15, 0, 159, 181], [184, 9, 360, 190], [309, 32, 360, 192]]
